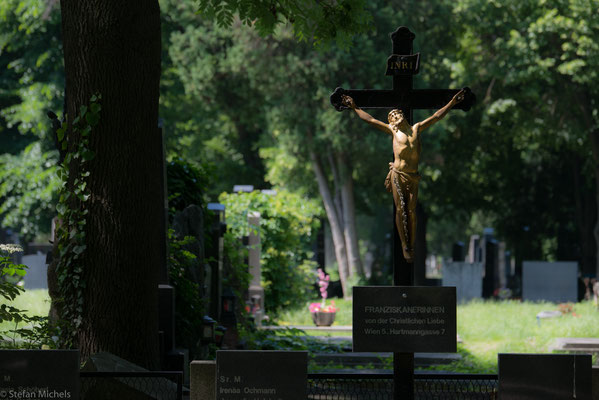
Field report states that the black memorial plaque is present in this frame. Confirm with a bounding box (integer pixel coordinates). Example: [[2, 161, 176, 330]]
[[0, 350, 79, 400], [498, 353, 592, 400], [353, 286, 456, 352], [216, 350, 307, 400]]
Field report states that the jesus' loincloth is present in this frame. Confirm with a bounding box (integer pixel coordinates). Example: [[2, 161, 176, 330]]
[[385, 167, 421, 262]]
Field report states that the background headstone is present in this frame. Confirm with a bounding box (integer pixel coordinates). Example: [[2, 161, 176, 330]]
[[498, 353, 591, 400], [522, 261, 578, 303], [21, 251, 48, 289], [0, 350, 79, 399], [482, 228, 499, 298], [216, 351, 307, 400], [190, 360, 215, 400], [452, 241, 465, 262], [247, 212, 264, 321], [206, 203, 226, 320], [467, 234, 481, 263], [442, 262, 483, 303]]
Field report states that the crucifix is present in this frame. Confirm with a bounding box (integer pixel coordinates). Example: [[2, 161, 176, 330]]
[[330, 26, 475, 399]]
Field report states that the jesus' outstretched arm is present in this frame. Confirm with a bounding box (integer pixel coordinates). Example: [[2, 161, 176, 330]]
[[413, 89, 465, 133], [341, 95, 393, 136]]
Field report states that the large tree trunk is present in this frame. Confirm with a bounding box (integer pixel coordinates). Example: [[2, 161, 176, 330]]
[[310, 150, 350, 298], [337, 152, 363, 277], [59, 0, 162, 369]]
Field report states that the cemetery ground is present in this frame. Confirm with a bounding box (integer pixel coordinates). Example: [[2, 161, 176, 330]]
[[2, 289, 598, 374], [278, 298, 599, 373]]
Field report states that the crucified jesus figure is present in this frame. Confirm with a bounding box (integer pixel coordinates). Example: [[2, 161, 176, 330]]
[[342, 89, 465, 262]]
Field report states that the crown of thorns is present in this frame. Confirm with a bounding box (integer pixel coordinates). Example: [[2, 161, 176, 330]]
[[388, 109, 404, 120]]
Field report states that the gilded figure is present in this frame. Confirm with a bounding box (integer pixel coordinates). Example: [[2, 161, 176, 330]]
[[341, 90, 465, 262]]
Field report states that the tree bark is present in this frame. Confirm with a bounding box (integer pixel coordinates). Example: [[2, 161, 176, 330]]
[[59, 0, 161, 369], [336, 152, 364, 277], [310, 150, 350, 298]]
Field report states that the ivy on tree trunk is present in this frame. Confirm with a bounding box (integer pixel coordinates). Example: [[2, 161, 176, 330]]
[[54, 0, 163, 369]]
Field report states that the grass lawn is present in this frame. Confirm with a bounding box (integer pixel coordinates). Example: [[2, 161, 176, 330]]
[[455, 299, 599, 372], [277, 298, 599, 373], [3, 290, 598, 374]]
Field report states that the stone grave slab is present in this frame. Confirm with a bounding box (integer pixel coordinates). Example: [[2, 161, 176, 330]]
[[498, 353, 591, 400], [522, 261, 577, 303], [81, 352, 179, 400], [0, 349, 79, 399], [21, 252, 48, 289], [442, 262, 483, 303], [353, 286, 456, 352], [216, 350, 307, 400]]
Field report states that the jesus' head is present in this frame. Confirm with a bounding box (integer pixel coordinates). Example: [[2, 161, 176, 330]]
[[388, 109, 405, 125]]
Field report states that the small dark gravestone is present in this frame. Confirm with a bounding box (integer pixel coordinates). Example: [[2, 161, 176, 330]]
[[498, 353, 592, 400], [0, 350, 79, 399], [353, 286, 456, 352], [216, 350, 307, 400]]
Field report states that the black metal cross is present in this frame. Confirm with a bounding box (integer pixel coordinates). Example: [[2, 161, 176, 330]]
[[330, 26, 475, 400], [330, 26, 475, 115]]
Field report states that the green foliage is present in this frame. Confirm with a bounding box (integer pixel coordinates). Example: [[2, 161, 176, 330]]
[[0, 0, 63, 141], [241, 326, 343, 354], [219, 190, 322, 314], [0, 0, 63, 240], [166, 158, 211, 218], [422, 0, 599, 267], [160, 1, 272, 194], [221, 229, 252, 325], [167, 229, 206, 356], [0, 245, 27, 325], [0, 244, 57, 349], [0, 143, 59, 242], [221, 229, 250, 289], [54, 94, 101, 346], [196, 0, 373, 49]]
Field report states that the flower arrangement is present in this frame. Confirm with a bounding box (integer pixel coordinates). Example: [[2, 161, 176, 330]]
[[309, 268, 337, 314], [557, 303, 574, 315]]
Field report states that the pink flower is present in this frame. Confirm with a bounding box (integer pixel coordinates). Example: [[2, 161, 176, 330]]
[[310, 269, 337, 313], [316, 268, 329, 300]]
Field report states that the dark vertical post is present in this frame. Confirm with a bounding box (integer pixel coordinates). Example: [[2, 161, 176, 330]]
[[207, 203, 226, 320], [158, 122, 169, 284], [390, 26, 415, 400]]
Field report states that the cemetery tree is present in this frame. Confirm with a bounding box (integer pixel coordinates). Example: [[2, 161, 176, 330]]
[[56, 0, 163, 368], [53, 0, 372, 366], [446, 0, 599, 276], [162, 0, 376, 296]]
